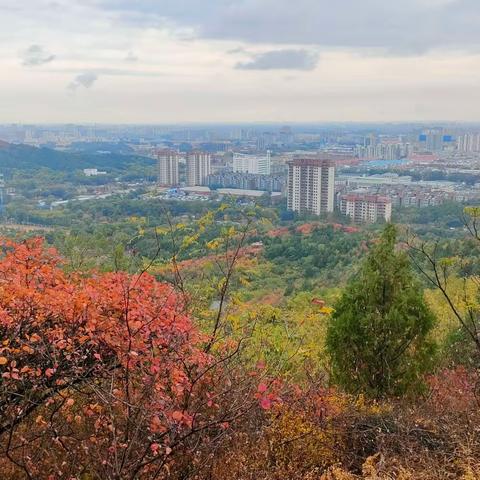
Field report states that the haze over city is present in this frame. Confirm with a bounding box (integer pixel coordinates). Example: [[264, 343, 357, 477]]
[[2, 0, 480, 123]]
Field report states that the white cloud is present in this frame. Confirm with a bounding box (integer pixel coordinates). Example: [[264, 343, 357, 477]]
[[235, 50, 319, 71], [21, 44, 55, 66], [68, 72, 98, 90], [94, 0, 480, 54], [0, 0, 480, 122]]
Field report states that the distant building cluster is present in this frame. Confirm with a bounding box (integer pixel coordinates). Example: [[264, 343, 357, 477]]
[[206, 171, 285, 192], [232, 151, 271, 175], [285, 155, 476, 222], [230, 127, 294, 151], [157, 150, 212, 187], [355, 143, 412, 161], [391, 190, 456, 207], [418, 130, 454, 152], [157, 149, 278, 191], [339, 194, 392, 224], [353, 129, 459, 160], [336, 175, 474, 209], [163, 186, 283, 203], [6, 122, 480, 227]]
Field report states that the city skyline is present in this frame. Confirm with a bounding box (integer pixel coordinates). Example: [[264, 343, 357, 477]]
[[1, 1, 480, 123]]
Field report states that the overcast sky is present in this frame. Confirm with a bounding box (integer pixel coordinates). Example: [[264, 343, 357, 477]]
[[1, 0, 480, 123]]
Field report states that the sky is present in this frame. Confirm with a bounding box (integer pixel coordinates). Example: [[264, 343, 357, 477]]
[[1, 0, 480, 123]]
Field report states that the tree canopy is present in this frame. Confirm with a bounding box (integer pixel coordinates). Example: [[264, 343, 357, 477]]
[[326, 224, 436, 398]]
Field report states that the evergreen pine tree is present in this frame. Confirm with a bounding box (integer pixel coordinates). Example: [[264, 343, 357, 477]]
[[326, 224, 436, 398]]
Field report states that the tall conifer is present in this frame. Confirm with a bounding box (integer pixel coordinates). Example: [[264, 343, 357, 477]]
[[326, 224, 436, 398]]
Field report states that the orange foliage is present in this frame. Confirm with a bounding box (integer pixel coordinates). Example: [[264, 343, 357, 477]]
[[426, 366, 478, 414], [0, 238, 256, 479], [155, 243, 263, 275]]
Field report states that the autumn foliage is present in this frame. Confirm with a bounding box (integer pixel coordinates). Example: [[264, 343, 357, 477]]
[[1, 237, 480, 479], [0, 238, 266, 479]]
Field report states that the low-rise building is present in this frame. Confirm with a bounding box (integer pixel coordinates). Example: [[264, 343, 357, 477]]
[[206, 171, 286, 192], [83, 168, 107, 176], [340, 193, 392, 224]]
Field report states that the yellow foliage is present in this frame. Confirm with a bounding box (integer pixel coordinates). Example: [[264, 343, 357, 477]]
[[154, 226, 169, 235], [354, 395, 390, 416], [197, 211, 215, 231], [464, 206, 480, 218], [267, 408, 341, 472], [396, 471, 414, 480], [221, 226, 236, 238], [221, 291, 334, 380], [320, 466, 357, 479], [425, 277, 480, 345], [361, 453, 382, 479], [461, 466, 480, 480], [320, 306, 335, 315], [206, 239, 221, 250], [182, 233, 199, 249], [128, 216, 147, 225]]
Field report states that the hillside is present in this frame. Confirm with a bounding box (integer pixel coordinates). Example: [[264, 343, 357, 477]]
[[0, 141, 155, 172]]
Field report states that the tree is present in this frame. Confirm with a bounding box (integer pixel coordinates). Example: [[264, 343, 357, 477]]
[[407, 206, 480, 363], [0, 238, 271, 479], [326, 224, 436, 398]]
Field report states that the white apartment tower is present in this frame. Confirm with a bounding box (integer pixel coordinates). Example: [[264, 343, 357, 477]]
[[287, 159, 335, 215], [233, 151, 271, 175], [186, 151, 211, 186], [157, 150, 179, 186], [340, 194, 392, 224], [457, 133, 480, 153]]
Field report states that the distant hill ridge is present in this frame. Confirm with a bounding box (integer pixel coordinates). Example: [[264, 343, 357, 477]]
[[0, 142, 154, 172]]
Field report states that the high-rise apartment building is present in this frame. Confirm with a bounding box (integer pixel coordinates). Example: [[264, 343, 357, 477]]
[[287, 158, 335, 215], [364, 133, 377, 147], [457, 133, 480, 153], [355, 142, 406, 161], [419, 129, 452, 152], [233, 151, 271, 175], [340, 194, 392, 224], [157, 150, 179, 186], [186, 151, 211, 186]]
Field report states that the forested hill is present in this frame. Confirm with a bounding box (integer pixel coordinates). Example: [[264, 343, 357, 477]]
[[0, 141, 155, 172]]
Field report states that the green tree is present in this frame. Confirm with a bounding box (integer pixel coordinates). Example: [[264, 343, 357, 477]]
[[326, 224, 436, 398]]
